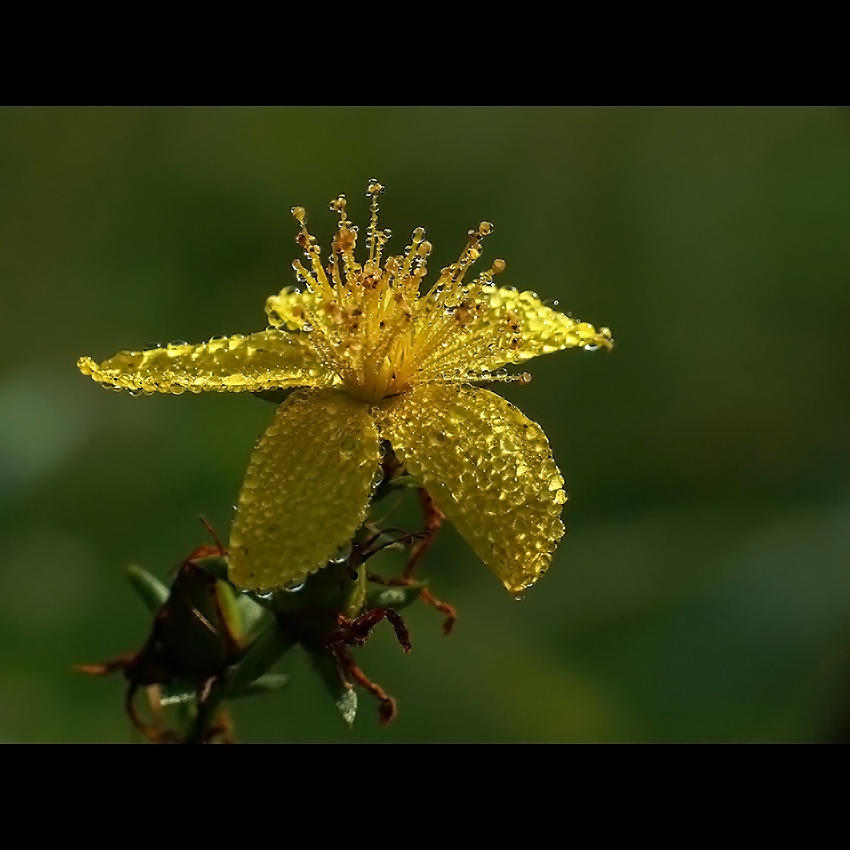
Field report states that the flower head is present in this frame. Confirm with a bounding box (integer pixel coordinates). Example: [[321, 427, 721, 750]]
[[78, 182, 612, 595]]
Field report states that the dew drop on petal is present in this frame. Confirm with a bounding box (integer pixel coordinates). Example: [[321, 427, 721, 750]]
[[329, 541, 353, 564]]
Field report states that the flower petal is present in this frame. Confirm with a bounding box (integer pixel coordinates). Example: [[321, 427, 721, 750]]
[[228, 389, 380, 590], [417, 286, 613, 380], [375, 384, 566, 594], [77, 330, 335, 394]]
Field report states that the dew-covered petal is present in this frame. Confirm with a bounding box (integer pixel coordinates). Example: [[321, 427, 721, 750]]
[[228, 389, 380, 591], [375, 383, 566, 594], [77, 330, 335, 395], [417, 285, 613, 381]]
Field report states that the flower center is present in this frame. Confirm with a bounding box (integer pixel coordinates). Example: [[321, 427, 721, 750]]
[[344, 332, 415, 403], [271, 182, 510, 405]]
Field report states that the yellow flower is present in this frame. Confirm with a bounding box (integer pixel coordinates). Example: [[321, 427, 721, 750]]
[[78, 182, 612, 596]]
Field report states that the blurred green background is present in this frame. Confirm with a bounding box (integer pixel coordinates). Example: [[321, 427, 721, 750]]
[[2, 107, 849, 742]]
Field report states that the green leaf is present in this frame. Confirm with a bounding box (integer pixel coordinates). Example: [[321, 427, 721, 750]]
[[125, 564, 169, 612], [307, 647, 358, 727], [228, 673, 290, 700], [224, 622, 296, 697], [234, 593, 272, 642], [194, 555, 229, 581]]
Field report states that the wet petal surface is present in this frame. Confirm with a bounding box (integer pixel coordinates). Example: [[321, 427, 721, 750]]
[[77, 330, 334, 395], [376, 383, 567, 594], [229, 389, 380, 590], [417, 286, 613, 381]]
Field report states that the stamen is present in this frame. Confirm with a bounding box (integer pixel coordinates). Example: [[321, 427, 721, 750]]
[[398, 226, 428, 282], [291, 205, 333, 300], [328, 196, 348, 292], [475, 257, 507, 287], [365, 180, 385, 267], [334, 222, 361, 294], [449, 221, 494, 287], [280, 183, 567, 405]]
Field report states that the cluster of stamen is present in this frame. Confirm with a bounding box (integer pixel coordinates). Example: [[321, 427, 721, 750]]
[[271, 181, 516, 404]]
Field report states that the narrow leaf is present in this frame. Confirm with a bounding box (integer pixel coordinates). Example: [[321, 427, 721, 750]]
[[125, 564, 169, 612], [228, 673, 290, 700], [224, 622, 296, 697], [307, 647, 358, 727]]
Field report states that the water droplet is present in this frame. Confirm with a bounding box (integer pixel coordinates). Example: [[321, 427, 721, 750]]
[[552, 299, 559, 307], [302, 322, 314, 332], [513, 593, 524, 602], [329, 542, 352, 564], [143, 341, 163, 350], [283, 581, 305, 593], [372, 466, 384, 489], [169, 340, 189, 347], [583, 344, 599, 351]]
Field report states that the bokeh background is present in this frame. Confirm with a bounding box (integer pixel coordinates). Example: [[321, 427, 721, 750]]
[[2, 107, 849, 742]]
